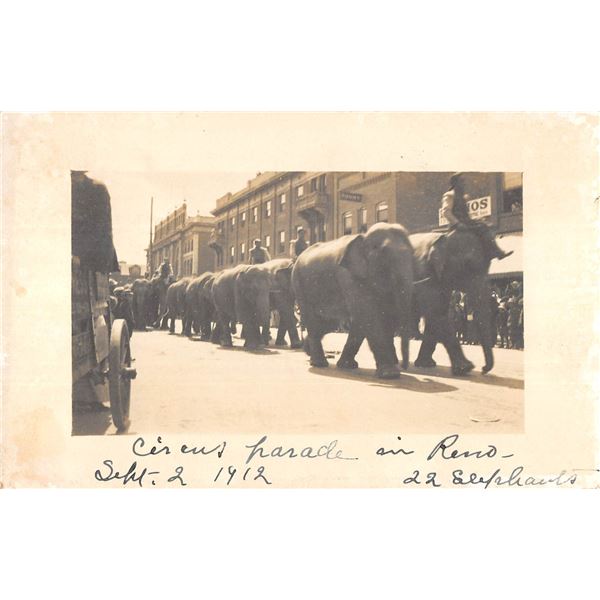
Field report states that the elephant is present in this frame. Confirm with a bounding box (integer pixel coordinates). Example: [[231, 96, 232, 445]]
[[291, 222, 414, 379], [131, 278, 152, 330], [404, 227, 496, 375], [258, 258, 302, 349], [150, 273, 174, 329], [211, 264, 271, 350], [164, 277, 193, 334], [183, 272, 217, 340]]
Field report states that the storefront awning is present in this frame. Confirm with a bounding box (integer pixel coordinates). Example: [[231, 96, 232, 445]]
[[489, 232, 522, 278]]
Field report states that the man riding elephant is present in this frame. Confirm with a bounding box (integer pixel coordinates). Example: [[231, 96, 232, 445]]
[[401, 173, 515, 375], [441, 173, 513, 262]]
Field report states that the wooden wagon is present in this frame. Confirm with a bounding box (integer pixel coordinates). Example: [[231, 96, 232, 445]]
[[71, 171, 136, 433]]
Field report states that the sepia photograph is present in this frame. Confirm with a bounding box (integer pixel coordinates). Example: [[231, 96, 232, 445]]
[[71, 168, 524, 436], [2, 112, 596, 491]]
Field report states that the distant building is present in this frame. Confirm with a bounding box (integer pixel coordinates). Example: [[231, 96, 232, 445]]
[[147, 203, 215, 277], [208, 171, 523, 285], [110, 261, 143, 286]]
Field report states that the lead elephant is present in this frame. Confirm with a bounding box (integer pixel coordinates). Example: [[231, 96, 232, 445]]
[[131, 278, 152, 330], [164, 277, 193, 334], [404, 227, 496, 374], [183, 272, 217, 339], [291, 222, 414, 379]]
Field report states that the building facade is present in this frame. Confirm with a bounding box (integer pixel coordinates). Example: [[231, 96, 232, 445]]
[[147, 204, 215, 277], [209, 171, 523, 281], [209, 172, 336, 268]]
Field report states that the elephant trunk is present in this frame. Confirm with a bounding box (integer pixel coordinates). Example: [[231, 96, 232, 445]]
[[391, 257, 414, 338], [468, 275, 495, 373]]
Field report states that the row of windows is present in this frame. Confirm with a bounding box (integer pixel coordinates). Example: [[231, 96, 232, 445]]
[[218, 175, 328, 233], [182, 237, 194, 253], [228, 230, 292, 264], [341, 203, 388, 235]]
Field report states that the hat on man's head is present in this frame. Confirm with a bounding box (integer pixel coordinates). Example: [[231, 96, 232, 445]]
[[449, 172, 464, 188], [254, 238, 261, 244]]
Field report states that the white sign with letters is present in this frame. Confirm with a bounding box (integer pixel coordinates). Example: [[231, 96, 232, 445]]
[[439, 195, 492, 226]]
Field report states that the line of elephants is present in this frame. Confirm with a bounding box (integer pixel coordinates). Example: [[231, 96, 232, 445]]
[[131, 222, 499, 380]]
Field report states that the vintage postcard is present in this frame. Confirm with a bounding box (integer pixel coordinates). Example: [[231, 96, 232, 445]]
[[1, 112, 598, 488]]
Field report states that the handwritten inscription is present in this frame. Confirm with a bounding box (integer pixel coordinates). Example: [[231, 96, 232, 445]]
[[92, 434, 579, 488]]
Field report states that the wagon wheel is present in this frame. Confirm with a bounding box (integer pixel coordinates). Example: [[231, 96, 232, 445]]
[[109, 319, 136, 433]]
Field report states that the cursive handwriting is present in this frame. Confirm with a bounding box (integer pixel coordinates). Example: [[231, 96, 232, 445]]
[[427, 434, 507, 461], [452, 466, 577, 488], [245, 436, 358, 465], [376, 437, 415, 456], [95, 460, 159, 487]]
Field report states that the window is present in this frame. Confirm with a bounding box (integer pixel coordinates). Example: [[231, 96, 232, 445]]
[[279, 193, 286, 211], [358, 207, 368, 232], [264, 234, 271, 249], [217, 221, 224, 234], [503, 173, 523, 213], [342, 211, 353, 235], [265, 200, 272, 218], [296, 185, 304, 199], [376, 202, 388, 223], [310, 178, 318, 192], [252, 206, 258, 223], [240, 242, 246, 262], [319, 174, 327, 191], [229, 246, 235, 264], [241, 211, 246, 225], [278, 230, 286, 254], [230, 216, 236, 230]]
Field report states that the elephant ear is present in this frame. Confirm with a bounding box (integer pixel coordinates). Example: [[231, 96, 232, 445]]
[[339, 234, 368, 280], [428, 236, 447, 281]]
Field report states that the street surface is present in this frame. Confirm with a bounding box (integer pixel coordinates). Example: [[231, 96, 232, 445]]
[[73, 324, 524, 436]]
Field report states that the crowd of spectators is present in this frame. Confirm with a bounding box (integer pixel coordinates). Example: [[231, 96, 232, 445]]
[[449, 280, 524, 349]]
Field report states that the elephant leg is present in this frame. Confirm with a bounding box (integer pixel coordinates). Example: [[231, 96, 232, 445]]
[[303, 314, 329, 367], [364, 324, 400, 378], [337, 325, 364, 370], [280, 306, 302, 348], [215, 311, 233, 347], [347, 292, 399, 378], [400, 336, 410, 370], [183, 313, 192, 337], [243, 321, 261, 350], [211, 321, 222, 344], [415, 334, 437, 368], [274, 313, 287, 346], [433, 313, 474, 375], [287, 319, 302, 348]]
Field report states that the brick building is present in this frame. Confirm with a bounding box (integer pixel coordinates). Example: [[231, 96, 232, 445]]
[[147, 203, 215, 277], [208, 172, 335, 268], [208, 171, 523, 283]]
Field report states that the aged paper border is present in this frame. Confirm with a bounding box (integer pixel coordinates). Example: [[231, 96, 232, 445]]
[[1, 112, 598, 488]]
